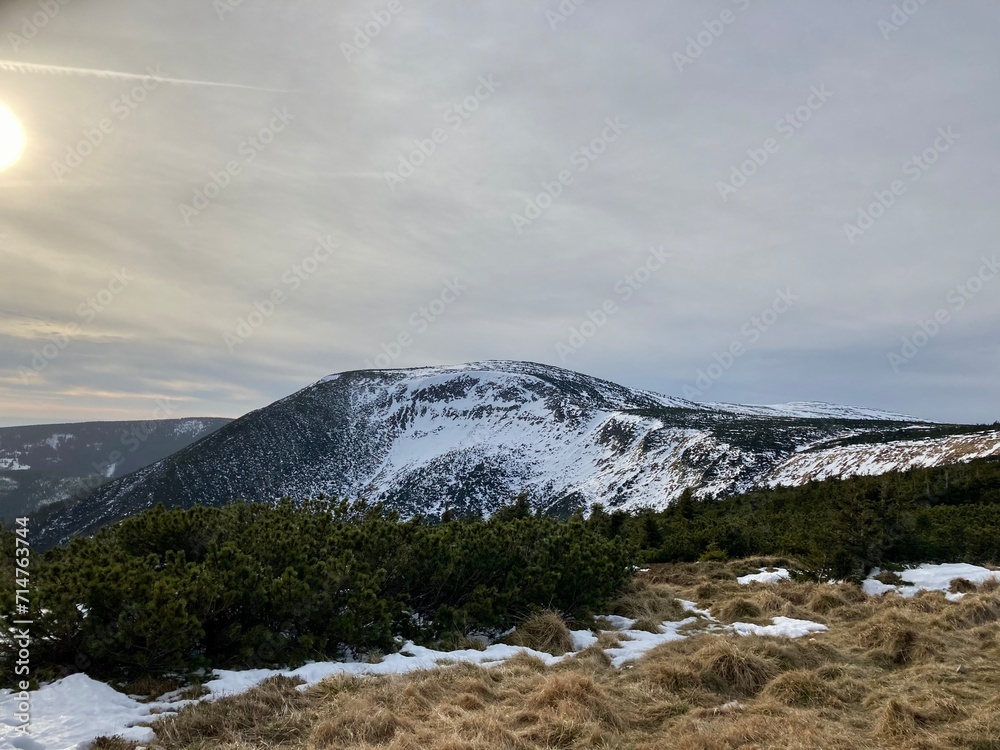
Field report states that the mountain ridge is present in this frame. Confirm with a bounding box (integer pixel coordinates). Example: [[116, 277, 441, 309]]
[[35, 361, 1000, 548], [0, 417, 232, 522]]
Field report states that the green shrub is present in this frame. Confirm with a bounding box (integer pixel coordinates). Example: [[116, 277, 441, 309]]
[[0, 498, 633, 682]]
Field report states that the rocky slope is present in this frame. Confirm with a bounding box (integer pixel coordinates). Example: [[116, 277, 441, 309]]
[[35, 362, 999, 547]]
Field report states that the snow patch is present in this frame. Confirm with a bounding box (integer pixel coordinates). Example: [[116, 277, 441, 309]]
[[737, 568, 791, 585], [173, 419, 207, 438], [864, 563, 1000, 601], [0, 673, 178, 749], [729, 617, 829, 639], [40, 434, 73, 450], [769, 431, 1000, 488]]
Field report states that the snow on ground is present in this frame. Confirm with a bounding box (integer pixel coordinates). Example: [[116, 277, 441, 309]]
[[737, 568, 792, 585], [603, 618, 697, 668], [730, 617, 828, 639], [5, 564, 991, 749], [707, 400, 919, 422], [0, 673, 185, 750], [204, 641, 566, 698], [863, 562, 1000, 601], [172, 419, 207, 438], [767, 431, 1000, 488], [0, 600, 831, 750]]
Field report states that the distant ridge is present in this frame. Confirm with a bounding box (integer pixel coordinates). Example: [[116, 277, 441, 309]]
[[0, 417, 231, 521], [36, 361, 999, 548]]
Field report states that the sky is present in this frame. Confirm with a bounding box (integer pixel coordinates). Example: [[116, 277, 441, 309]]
[[0, 0, 997, 427]]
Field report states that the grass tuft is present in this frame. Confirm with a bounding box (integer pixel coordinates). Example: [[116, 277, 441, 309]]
[[691, 638, 780, 698], [950, 577, 979, 594], [858, 610, 938, 666], [310, 700, 410, 746], [761, 669, 840, 707], [153, 675, 311, 747], [612, 579, 687, 623], [90, 738, 140, 750], [806, 589, 850, 615], [506, 610, 575, 656], [712, 598, 765, 624], [875, 698, 922, 738]]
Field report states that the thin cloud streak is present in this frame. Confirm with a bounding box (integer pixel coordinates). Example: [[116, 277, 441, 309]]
[[0, 59, 301, 93]]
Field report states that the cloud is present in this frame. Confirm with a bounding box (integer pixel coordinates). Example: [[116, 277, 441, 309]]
[[0, 0, 997, 426], [0, 59, 300, 92]]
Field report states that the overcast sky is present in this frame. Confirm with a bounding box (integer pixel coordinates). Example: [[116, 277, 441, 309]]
[[0, 0, 997, 427]]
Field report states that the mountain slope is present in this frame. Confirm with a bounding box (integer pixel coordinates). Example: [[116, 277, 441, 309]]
[[0, 418, 231, 521], [36, 362, 1000, 547]]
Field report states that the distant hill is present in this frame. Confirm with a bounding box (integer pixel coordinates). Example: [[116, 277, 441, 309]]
[[35, 361, 1000, 548], [0, 418, 231, 522]]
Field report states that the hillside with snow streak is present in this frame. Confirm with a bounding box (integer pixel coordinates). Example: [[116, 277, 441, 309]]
[[37, 361, 999, 547]]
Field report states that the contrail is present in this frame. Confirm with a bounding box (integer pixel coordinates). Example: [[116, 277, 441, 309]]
[[0, 59, 300, 93]]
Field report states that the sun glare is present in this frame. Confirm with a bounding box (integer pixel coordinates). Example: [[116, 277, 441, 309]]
[[0, 102, 26, 171]]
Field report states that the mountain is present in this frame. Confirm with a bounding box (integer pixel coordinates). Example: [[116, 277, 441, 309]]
[[0, 418, 231, 522], [36, 361, 1000, 548]]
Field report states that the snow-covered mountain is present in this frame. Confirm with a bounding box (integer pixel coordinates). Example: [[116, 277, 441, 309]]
[[36, 362, 999, 548], [0, 418, 231, 522]]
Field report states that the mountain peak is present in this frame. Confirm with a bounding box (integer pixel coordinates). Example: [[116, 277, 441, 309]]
[[37, 363, 998, 549]]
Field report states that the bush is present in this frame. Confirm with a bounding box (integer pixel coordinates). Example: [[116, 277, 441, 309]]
[[587, 456, 1000, 577], [0, 498, 633, 682]]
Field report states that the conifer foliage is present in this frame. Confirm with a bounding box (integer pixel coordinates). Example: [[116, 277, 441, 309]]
[[589, 457, 1000, 579], [0, 498, 632, 682]]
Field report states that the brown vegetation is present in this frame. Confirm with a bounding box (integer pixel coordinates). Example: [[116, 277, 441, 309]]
[[505, 610, 575, 656], [96, 559, 999, 750]]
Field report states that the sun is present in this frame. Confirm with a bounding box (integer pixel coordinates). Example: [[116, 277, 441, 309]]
[[0, 102, 26, 171]]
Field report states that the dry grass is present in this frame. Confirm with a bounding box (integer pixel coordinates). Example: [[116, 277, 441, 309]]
[[690, 638, 780, 697], [612, 578, 687, 624], [106, 558, 1000, 750], [761, 669, 842, 707], [950, 577, 978, 594], [505, 610, 575, 656], [979, 577, 999, 594], [120, 675, 183, 701], [712, 597, 766, 624], [91, 738, 141, 750], [152, 675, 313, 748]]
